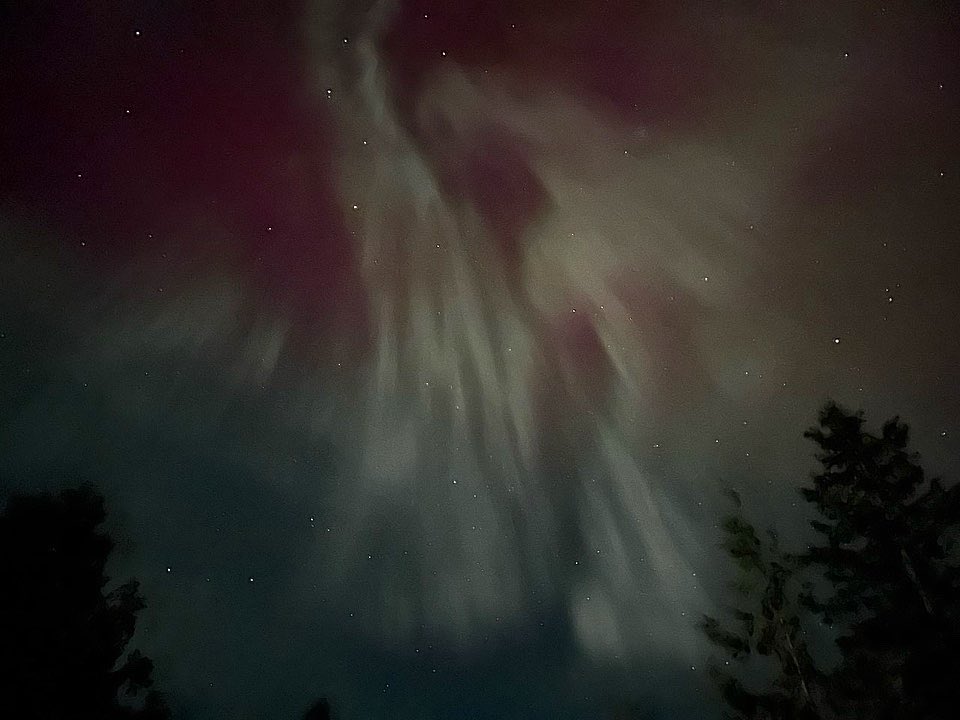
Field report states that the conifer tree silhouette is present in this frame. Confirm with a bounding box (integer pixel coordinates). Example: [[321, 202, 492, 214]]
[[0, 484, 169, 719]]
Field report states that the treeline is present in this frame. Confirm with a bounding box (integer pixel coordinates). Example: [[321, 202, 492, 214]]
[[0, 485, 171, 719], [2, 402, 957, 719], [0, 483, 333, 720], [702, 402, 960, 719]]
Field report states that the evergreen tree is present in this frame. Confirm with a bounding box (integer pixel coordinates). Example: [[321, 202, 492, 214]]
[[701, 489, 825, 720], [800, 402, 960, 719], [0, 484, 169, 720]]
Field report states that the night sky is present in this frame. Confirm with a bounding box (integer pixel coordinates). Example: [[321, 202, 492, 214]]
[[2, 1, 959, 718]]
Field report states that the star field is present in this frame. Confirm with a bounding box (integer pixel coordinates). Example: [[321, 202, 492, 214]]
[[1, 1, 959, 718]]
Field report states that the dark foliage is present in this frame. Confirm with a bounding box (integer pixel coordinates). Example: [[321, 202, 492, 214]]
[[800, 402, 960, 719], [0, 483, 169, 720], [704, 402, 960, 720], [701, 490, 825, 720]]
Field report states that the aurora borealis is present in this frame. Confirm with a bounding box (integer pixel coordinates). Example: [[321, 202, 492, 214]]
[[2, 1, 959, 717]]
